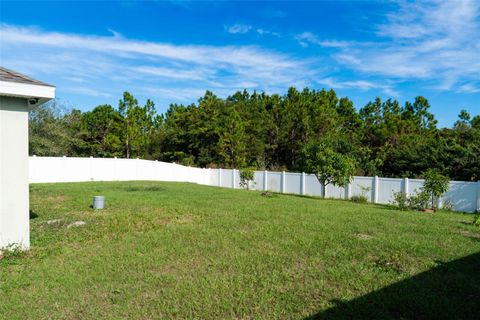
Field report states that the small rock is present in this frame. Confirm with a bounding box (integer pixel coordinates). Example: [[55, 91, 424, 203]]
[[46, 219, 63, 225], [67, 221, 87, 228], [261, 191, 273, 197]]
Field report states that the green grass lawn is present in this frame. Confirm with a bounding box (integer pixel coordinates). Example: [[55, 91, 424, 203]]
[[1, 181, 479, 319]]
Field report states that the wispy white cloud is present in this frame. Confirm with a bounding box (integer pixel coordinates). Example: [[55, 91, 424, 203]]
[[140, 87, 208, 101], [295, 32, 317, 47], [2, 24, 295, 68], [226, 24, 252, 34], [256, 28, 281, 37], [297, 0, 480, 93], [0, 23, 313, 106], [458, 83, 480, 93], [296, 32, 354, 48], [134, 66, 210, 81], [226, 23, 281, 37], [64, 87, 113, 98], [318, 77, 399, 97]]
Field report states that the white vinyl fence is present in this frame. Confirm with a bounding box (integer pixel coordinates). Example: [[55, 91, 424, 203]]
[[29, 156, 480, 213]]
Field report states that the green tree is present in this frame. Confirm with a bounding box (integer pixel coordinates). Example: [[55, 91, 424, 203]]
[[217, 107, 247, 168], [299, 140, 356, 197], [422, 169, 450, 211], [29, 100, 83, 156], [80, 104, 123, 157], [239, 168, 255, 190], [118, 92, 158, 159]]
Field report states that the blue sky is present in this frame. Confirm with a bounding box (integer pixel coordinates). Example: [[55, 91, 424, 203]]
[[0, 0, 479, 127]]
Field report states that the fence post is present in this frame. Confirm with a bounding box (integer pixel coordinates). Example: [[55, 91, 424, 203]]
[[263, 170, 268, 191], [373, 176, 379, 203], [345, 180, 351, 200], [218, 168, 222, 187], [403, 177, 409, 196], [281, 171, 286, 193], [301, 172, 306, 195], [476, 181, 480, 213], [232, 169, 236, 189]]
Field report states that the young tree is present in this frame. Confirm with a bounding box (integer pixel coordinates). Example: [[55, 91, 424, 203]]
[[299, 140, 356, 197], [217, 107, 247, 168], [239, 168, 255, 190], [422, 169, 449, 211], [118, 92, 138, 158], [118, 92, 158, 159]]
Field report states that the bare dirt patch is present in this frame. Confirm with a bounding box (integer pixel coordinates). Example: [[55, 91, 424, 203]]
[[356, 233, 373, 240], [460, 230, 480, 239]]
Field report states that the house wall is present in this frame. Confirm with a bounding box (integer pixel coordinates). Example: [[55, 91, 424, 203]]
[[0, 97, 30, 250]]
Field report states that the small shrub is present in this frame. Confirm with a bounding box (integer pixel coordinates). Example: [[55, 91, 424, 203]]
[[350, 195, 368, 203], [408, 190, 430, 211], [392, 191, 409, 210], [239, 168, 255, 190], [473, 215, 480, 227], [392, 190, 430, 211]]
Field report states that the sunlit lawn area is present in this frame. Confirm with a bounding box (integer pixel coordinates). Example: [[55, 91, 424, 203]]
[[1, 181, 479, 319]]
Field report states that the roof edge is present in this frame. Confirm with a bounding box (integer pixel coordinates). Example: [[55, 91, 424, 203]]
[[0, 67, 55, 88], [0, 80, 56, 101]]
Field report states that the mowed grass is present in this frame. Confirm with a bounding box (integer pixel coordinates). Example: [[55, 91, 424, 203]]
[[1, 181, 479, 319]]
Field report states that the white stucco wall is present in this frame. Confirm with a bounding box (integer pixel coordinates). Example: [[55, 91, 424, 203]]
[[0, 96, 30, 249]]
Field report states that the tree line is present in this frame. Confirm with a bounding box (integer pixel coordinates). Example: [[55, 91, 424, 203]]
[[29, 88, 480, 181]]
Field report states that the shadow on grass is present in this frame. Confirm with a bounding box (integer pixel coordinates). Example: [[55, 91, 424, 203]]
[[29, 210, 38, 219], [306, 252, 480, 320]]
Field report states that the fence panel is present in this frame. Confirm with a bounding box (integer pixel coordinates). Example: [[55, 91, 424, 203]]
[[304, 174, 323, 197], [408, 179, 424, 196], [210, 169, 219, 186], [444, 182, 477, 212], [220, 169, 233, 188], [233, 170, 241, 189], [284, 172, 301, 194], [377, 178, 403, 204], [350, 177, 374, 200], [91, 158, 117, 181], [267, 172, 282, 192], [326, 184, 345, 199], [115, 158, 137, 181], [254, 171, 265, 191]]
